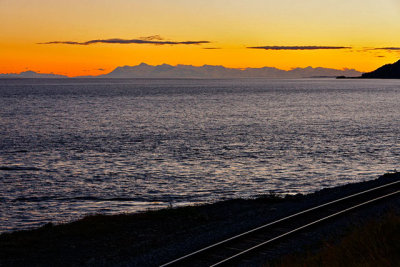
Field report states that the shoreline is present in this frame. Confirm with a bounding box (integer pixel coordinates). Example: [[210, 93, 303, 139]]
[[1, 172, 399, 266]]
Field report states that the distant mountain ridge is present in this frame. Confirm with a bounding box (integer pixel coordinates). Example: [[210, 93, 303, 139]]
[[0, 71, 67, 79], [0, 64, 362, 79], [98, 63, 361, 79], [361, 60, 400, 79]]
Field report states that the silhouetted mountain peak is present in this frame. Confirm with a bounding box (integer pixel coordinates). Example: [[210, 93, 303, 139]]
[[100, 63, 361, 78], [20, 71, 36, 74], [155, 64, 174, 70]]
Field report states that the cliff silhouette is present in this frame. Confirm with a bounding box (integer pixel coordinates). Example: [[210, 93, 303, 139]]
[[362, 59, 400, 79]]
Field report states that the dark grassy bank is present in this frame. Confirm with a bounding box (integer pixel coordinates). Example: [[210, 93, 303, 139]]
[[0, 195, 292, 266], [1, 172, 399, 266], [271, 211, 400, 267]]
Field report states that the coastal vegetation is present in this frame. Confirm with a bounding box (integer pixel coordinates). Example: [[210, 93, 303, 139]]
[[271, 211, 400, 266]]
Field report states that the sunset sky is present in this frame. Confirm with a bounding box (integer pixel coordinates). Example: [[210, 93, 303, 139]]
[[1, 0, 400, 77]]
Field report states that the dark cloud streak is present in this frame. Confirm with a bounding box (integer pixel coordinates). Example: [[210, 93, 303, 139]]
[[139, 35, 164, 41], [248, 46, 352, 50], [373, 47, 400, 51], [38, 37, 210, 46]]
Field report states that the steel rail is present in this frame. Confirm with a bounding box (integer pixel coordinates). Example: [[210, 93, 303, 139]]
[[211, 189, 400, 266], [160, 179, 400, 266]]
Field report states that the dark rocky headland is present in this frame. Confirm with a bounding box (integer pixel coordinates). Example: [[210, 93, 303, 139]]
[[362, 59, 400, 78], [338, 59, 400, 79]]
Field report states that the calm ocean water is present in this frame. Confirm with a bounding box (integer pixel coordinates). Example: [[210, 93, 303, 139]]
[[1, 78, 399, 232]]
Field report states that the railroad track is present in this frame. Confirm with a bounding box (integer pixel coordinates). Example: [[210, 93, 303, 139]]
[[160, 178, 400, 267]]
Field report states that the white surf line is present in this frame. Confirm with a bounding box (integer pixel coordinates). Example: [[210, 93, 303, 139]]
[[160, 179, 400, 266], [211, 189, 400, 266]]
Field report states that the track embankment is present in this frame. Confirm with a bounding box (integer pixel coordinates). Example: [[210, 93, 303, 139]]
[[1, 172, 399, 267], [162, 176, 400, 266]]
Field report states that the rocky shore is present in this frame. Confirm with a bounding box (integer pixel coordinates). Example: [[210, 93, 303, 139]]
[[1, 172, 399, 266]]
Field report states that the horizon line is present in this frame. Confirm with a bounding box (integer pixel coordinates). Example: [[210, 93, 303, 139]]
[[0, 63, 363, 78]]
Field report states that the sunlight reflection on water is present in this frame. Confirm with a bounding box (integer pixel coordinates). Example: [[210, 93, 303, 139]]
[[1, 78, 400, 231]]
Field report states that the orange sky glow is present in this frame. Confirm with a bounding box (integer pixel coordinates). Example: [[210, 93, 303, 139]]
[[1, 0, 400, 77]]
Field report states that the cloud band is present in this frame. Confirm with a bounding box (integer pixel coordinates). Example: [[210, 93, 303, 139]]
[[247, 46, 352, 50], [38, 37, 210, 46], [373, 47, 400, 51]]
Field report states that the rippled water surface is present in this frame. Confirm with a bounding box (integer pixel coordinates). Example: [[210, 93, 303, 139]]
[[1, 78, 400, 232]]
